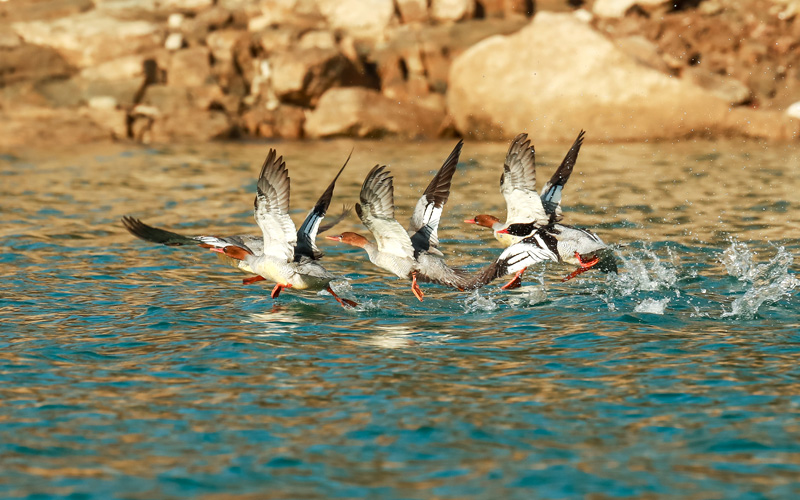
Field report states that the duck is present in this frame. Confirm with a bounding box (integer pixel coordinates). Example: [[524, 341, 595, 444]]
[[465, 131, 616, 286], [326, 141, 557, 300], [122, 148, 356, 308]]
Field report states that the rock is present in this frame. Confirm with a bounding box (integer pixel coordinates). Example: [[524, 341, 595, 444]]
[[148, 109, 232, 142], [241, 104, 306, 138], [158, 0, 214, 13], [787, 101, 800, 119], [141, 84, 192, 113], [1, 106, 112, 149], [0, 42, 73, 86], [592, 0, 671, 18], [615, 35, 672, 74], [11, 11, 163, 68], [167, 47, 212, 87], [189, 85, 240, 113], [297, 30, 337, 50], [164, 33, 184, 51], [80, 105, 128, 138], [722, 108, 799, 140], [270, 47, 364, 107], [447, 12, 736, 141], [395, 0, 428, 23], [0, 0, 94, 23], [79, 55, 147, 81], [682, 67, 751, 105], [304, 87, 445, 138], [34, 75, 143, 108], [430, 0, 475, 22], [205, 29, 247, 63], [256, 27, 297, 54], [316, 0, 395, 38]]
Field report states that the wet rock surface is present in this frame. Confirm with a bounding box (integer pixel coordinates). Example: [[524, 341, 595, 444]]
[[1, 0, 798, 148]]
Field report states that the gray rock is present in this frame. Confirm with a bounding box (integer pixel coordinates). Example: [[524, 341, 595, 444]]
[[682, 66, 751, 105]]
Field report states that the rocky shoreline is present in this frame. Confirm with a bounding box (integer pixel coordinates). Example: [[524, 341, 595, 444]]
[[2, 0, 799, 149]]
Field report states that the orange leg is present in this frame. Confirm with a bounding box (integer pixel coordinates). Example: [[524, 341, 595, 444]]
[[411, 272, 425, 302], [561, 252, 600, 282], [243, 275, 266, 285], [326, 286, 358, 308], [271, 283, 292, 299], [501, 268, 526, 290]]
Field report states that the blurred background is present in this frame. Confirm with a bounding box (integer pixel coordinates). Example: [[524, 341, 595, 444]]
[[2, 0, 800, 150]]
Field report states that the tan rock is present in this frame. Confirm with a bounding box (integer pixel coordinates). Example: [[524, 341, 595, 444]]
[[615, 35, 671, 74], [1, 106, 111, 150], [205, 29, 247, 63], [682, 67, 751, 105], [168, 47, 212, 87], [592, 0, 671, 18], [80, 106, 128, 139], [270, 47, 363, 106], [148, 109, 232, 142], [316, 0, 395, 38], [430, 0, 474, 22], [34, 75, 144, 108], [298, 30, 337, 50], [11, 11, 163, 68], [395, 0, 428, 23], [304, 87, 445, 138], [79, 56, 146, 81], [241, 104, 305, 138], [0, 0, 94, 23], [447, 12, 733, 141], [0, 42, 72, 86]]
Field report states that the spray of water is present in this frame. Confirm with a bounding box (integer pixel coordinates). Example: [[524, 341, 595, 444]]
[[720, 241, 799, 320]]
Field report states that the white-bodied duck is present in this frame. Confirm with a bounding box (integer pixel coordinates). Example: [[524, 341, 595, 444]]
[[327, 141, 556, 300], [465, 131, 616, 286], [122, 149, 356, 308]]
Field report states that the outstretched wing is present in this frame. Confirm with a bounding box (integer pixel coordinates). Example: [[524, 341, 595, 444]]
[[409, 140, 462, 257], [540, 130, 585, 220], [500, 133, 548, 226], [356, 165, 414, 260], [295, 152, 351, 260], [499, 234, 560, 275], [121, 216, 261, 254], [254, 149, 297, 262]]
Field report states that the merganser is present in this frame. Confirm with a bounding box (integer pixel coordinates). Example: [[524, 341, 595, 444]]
[[466, 131, 616, 286], [327, 141, 556, 300], [122, 149, 356, 308]]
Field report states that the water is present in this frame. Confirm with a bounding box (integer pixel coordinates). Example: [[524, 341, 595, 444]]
[[1, 139, 799, 498]]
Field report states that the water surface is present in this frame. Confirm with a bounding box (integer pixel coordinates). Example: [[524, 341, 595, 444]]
[[1, 138, 799, 498]]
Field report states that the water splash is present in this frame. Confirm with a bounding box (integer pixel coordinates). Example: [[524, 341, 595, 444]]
[[463, 290, 498, 312], [720, 242, 799, 319], [595, 246, 681, 311], [634, 297, 670, 315]]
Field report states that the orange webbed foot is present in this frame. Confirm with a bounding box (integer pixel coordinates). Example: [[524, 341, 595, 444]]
[[411, 272, 425, 302], [243, 275, 266, 285], [501, 268, 526, 290], [326, 286, 357, 308], [561, 252, 599, 282], [271, 283, 292, 299]]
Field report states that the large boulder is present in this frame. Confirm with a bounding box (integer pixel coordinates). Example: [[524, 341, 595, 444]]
[[447, 12, 737, 141], [304, 87, 445, 138], [11, 11, 163, 68]]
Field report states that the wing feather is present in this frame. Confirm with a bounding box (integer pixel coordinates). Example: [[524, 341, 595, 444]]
[[253, 149, 297, 261], [295, 151, 350, 260], [356, 165, 414, 260], [501, 133, 548, 225], [540, 130, 585, 220], [409, 140, 462, 256]]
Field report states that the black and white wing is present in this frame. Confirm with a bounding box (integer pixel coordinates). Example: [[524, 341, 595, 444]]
[[409, 140, 462, 258], [295, 152, 351, 261], [540, 130, 585, 220], [121, 216, 262, 254], [498, 232, 560, 275], [356, 165, 414, 260], [500, 133, 548, 225], [254, 149, 297, 262]]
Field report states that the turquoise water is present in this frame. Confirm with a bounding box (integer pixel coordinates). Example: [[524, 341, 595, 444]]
[[1, 139, 799, 499]]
